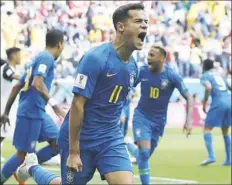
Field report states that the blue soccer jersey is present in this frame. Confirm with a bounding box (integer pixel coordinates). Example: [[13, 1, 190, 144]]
[[58, 42, 138, 148], [200, 71, 231, 105], [17, 50, 55, 118], [136, 65, 188, 122], [200, 70, 231, 127]]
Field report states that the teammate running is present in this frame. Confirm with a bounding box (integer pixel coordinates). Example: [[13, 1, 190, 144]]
[[0, 29, 65, 184], [200, 59, 231, 166], [127, 45, 193, 185]]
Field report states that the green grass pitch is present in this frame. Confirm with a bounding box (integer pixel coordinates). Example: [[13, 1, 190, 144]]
[[1, 128, 231, 184]]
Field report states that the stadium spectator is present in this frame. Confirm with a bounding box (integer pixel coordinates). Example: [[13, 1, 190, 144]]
[[0, 1, 231, 78]]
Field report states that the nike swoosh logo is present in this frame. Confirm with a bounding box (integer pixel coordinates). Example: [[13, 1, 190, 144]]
[[107, 73, 118, 77]]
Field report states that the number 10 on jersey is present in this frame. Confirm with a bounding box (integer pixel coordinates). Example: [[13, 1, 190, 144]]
[[150, 87, 160, 99]]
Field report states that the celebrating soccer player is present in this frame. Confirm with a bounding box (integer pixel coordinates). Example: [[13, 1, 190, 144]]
[[127, 45, 193, 185], [15, 3, 148, 185], [0, 29, 65, 184]]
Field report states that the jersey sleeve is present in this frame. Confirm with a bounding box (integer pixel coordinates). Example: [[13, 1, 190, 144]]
[[72, 53, 103, 99], [33, 54, 53, 78], [3, 65, 14, 81], [200, 73, 210, 85], [172, 71, 188, 95]]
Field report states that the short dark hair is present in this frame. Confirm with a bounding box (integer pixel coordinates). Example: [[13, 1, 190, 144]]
[[203, 59, 214, 71], [6, 47, 21, 59], [46, 29, 64, 47], [112, 3, 144, 30], [152, 46, 167, 58]]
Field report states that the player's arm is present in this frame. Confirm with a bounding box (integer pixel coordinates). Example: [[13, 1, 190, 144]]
[[173, 72, 193, 137], [202, 81, 212, 113], [69, 94, 87, 155], [200, 74, 212, 113], [3, 82, 23, 116], [67, 53, 103, 171], [32, 76, 50, 102], [0, 74, 25, 129], [181, 92, 194, 132], [31, 56, 65, 117], [3, 66, 20, 81]]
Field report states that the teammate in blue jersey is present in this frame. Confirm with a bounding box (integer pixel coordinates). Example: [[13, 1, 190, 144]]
[[127, 45, 193, 185], [200, 59, 231, 166], [120, 89, 136, 137], [0, 29, 65, 184], [15, 3, 148, 185]]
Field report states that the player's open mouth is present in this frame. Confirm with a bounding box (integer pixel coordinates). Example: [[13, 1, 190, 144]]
[[138, 32, 146, 42]]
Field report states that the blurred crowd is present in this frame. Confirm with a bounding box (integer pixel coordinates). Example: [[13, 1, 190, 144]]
[[1, 0, 231, 79]]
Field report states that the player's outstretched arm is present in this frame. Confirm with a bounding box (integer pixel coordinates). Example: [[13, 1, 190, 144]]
[[182, 92, 193, 137], [67, 94, 87, 172], [0, 82, 23, 130]]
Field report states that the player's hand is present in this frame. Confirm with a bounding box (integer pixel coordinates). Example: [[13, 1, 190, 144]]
[[0, 113, 10, 132], [66, 153, 82, 172], [203, 105, 207, 114], [183, 122, 192, 138], [202, 101, 207, 114], [52, 105, 66, 119]]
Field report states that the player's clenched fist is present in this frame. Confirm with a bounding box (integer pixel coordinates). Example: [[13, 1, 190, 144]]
[[66, 154, 83, 172]]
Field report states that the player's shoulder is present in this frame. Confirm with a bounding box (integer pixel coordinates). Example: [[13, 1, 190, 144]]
[[201, 71, 212, 79], [165, 65, 175, 73], [2, 63, 9, 71], [84, 42, 112, 65], [139, 65, 149, 73], [34, 50, 54, 63], [164, 64, 179, 78], [2, 63, 13, 74]]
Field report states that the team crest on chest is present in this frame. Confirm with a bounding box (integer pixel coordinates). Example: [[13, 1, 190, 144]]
[[129, 71, 136, 87], [161, 79, 169, 90]]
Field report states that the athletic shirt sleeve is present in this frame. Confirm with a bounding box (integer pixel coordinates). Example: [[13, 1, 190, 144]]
[[172, 70, 188, 95], [72, 53, 103, 99], [33, 54, 53, 78], [3, 64, 15, 82], [200, 73, 210, 85]]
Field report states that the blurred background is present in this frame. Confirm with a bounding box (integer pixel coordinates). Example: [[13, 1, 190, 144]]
[[1, 0, 231, 126], [1, 1, 231, 184]]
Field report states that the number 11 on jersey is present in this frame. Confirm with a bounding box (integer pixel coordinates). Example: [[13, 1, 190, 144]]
[[109, 85, 123, 103]]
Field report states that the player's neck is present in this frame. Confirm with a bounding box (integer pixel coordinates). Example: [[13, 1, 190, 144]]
[[153, 64, 164, 74], [8, 60, 16, 68], [112, 39, 133, 62], [46, 47, 56, 60]]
